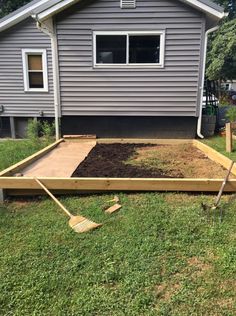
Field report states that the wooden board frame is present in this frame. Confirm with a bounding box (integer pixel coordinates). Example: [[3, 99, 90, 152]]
[[0, 138, 236, 195]]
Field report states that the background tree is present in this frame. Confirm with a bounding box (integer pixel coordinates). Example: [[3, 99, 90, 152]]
[[0, 0, 31, 18], [206, 0, 236, 81]]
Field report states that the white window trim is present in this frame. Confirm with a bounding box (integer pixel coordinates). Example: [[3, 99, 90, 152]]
[[93, 30, 165, 68], [22, 49, 49, 92]]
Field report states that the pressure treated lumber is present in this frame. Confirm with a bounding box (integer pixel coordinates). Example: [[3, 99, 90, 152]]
[[0, 139, 64, 177], [193, 140, 236, 176], [1, 177, 236, 192], [97, 138, 192, 145], [226, 123, 233, 152]]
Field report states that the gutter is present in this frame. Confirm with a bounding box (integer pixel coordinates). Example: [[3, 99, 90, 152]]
[[34, 16, 61, 140], [197, 25, 219, 139]]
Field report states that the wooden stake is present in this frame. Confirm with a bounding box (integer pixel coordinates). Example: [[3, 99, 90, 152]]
[[226, 122, 233, 153]]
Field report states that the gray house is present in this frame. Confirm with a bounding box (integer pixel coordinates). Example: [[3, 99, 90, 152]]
[[0, 0, 226, 139]]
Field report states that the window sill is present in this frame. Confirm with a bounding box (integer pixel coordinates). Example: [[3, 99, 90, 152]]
[[93, 64, 164, 69], [24, 89, 49, 93]]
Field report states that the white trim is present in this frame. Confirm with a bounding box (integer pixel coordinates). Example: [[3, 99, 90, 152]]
[[22, 48, 49, 92], [181, 0, 226, 18], [37, 0, 226, 22], [93, 31, 165, 68], [37, 0, 80, 21], [197, 26, 219, 139], [0, 0, 226, 33], [0, 0, 52, 32], [36, 18, 61, 141]]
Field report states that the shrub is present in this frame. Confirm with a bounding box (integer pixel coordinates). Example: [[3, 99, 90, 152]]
[[41, 120, 55, 142], [226, 106, 236, 123], [26, 119, 41, 142]]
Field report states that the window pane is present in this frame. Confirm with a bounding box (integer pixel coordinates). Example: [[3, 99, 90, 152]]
[[96, 35, 126, 64], [28, 55, 43, 70], [29, 72, 44, 88], [129, 35, 160, 63]]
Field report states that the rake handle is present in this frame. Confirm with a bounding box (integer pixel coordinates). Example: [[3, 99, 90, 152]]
[[214, 161, 234, 207], [35, 177, 73, 218]]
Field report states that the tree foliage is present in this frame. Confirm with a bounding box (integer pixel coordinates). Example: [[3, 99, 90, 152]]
[[206, 18, 236, 81], [206, 0, 236, 81], [0, 0, 31, 18]]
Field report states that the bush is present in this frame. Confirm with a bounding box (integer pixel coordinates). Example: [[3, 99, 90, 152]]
[[26, 119, 41, 142], [226, 106, 236, 123], [41, 121, 55, 142]]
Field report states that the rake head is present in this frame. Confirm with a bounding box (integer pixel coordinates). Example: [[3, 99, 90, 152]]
[[69, 216, 102, 233]]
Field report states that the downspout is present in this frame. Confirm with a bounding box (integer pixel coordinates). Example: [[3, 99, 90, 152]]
[[34, 15, 60, 140], [197, 25, 219, 138]]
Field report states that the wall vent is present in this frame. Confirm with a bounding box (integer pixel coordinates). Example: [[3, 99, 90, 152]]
[[120, 0, 136, 9]]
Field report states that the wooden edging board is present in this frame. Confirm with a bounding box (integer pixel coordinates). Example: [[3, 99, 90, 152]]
[[0, 177, 236, 192], [0, 138, 236, 194], [193, 140, 236, 176], [0, 138, 64, 177]]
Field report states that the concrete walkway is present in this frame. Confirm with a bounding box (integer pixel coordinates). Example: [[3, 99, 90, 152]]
[[21, 141, 96, 177]]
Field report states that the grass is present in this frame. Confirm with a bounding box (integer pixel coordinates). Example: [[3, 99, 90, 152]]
[[0, 139, 52, 171], [202, 135, 236, 161], [0, 138, 236, 315]]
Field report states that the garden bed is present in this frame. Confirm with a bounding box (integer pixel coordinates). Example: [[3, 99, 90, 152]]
[[1, 138, 236, 195], [72, 143, 231, 179]]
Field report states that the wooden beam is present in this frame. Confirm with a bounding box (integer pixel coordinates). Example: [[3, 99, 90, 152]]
[[226, 123, 233, 152], [1, 177, 236, 192], [193, 140, 236, 176], [97, 138, 192, 144], [0, 138, 64, 177]]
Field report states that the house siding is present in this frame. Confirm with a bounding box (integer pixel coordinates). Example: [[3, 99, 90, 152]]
[[56, 0, 205, 117], [0, 18, 54, 117]]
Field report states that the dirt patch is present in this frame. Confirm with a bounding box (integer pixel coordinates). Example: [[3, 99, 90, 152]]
[[72, 143, 230, 178]]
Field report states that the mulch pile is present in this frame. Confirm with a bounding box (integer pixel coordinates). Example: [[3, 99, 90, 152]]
[[72, 143, 174, 178]]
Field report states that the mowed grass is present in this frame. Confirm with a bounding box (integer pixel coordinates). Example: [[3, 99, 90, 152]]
[[202, 135, 236, 161], [0, 139, 51, 171], [0, 139, 236, 315]]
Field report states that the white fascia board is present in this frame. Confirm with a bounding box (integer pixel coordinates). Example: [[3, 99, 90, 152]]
[[38, 0, 226, 21], [180, 0, 225, 19], [37, 0, 80, 21], [0, 0, 51, 32]]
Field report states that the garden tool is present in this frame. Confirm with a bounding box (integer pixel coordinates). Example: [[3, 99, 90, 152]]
[[35, 177, 102, 233], [201, 161, 234, 221]]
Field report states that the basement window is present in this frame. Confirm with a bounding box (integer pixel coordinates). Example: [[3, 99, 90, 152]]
[[22, 49, 48, 92], [93, 31, 165, 68]]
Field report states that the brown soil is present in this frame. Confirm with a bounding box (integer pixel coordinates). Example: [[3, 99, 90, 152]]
[[72, 143, 230, 178]]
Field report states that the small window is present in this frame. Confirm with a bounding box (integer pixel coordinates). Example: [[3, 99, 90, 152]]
[[94, 31, 165, 67], [22, 49, 48, 92]]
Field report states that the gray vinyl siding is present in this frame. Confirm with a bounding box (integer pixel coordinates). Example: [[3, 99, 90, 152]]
[[0, 18, 54, 117], [56, 0, 205, 117]]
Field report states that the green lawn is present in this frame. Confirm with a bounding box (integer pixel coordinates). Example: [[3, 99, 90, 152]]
[[0, 139, 51, 171], [202, 135, 236, 161], [0, 138, 236, 315]]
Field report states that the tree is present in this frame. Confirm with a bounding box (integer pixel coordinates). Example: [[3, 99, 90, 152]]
[[0, 0, 31, 18], [206, 0, 236, 81]]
